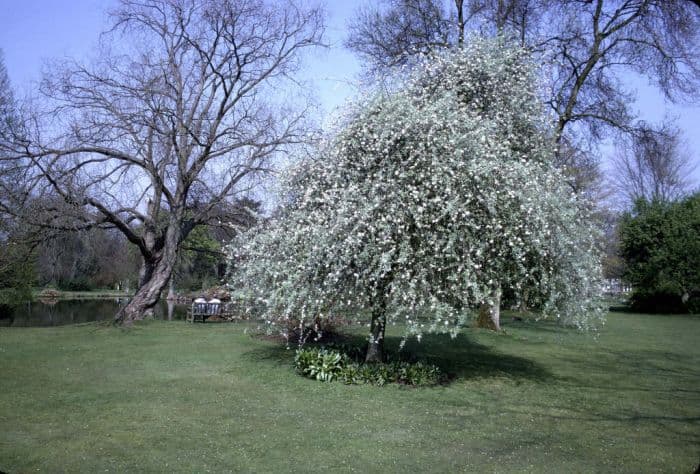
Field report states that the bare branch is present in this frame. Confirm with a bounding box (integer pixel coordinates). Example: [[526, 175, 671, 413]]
[[4, 0, 325, 322]]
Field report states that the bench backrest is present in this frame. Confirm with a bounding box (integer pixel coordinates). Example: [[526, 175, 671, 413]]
[[192, 302, 221, 315]]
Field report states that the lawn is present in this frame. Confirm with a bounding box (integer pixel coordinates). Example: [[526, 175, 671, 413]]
[[1, 312, 698, 472]]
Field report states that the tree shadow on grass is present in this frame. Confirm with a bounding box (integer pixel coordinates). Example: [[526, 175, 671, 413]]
[[242, 342, 294, 367], [392, 332, 552, 382], [554, 347, 700, 396], [242, 330, 552, 384], [498, 313, 581, 335], [498, 401, 700, 447]]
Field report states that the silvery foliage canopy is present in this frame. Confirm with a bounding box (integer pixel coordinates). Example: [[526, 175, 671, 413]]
[[228, 37, 605, 342]]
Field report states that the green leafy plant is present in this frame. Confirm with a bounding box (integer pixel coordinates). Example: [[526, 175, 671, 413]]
[[294, 347, 346, 382], [294, 347, 444, 386]]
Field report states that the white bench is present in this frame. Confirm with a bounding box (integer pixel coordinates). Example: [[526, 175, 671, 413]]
[[186, 300, 221, 323]]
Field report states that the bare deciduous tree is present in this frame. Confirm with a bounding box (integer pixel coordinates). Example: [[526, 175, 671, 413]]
[[7, 0, 325, 324], [346, 0, 454, 75], [0, 48, 28, 237], [611, 121, 697, 206], [0, 55, 37, 304], [466, 0, 551, 44], [544, 1, 699, 145], [0, 48, 20, 182], [346, 0, 700, 171], [0, 49, 12, 138]]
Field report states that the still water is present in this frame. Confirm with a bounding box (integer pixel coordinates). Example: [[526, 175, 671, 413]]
[[0, 299, 189, 327]]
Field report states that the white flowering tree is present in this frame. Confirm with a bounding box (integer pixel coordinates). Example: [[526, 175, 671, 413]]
[[228, 38, 604, 362]]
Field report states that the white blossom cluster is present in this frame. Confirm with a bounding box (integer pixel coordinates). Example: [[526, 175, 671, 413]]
[[226, 38, 604, 341]]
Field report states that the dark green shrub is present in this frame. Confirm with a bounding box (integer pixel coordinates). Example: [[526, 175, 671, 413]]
[[619, 194, 700, 314], [629, 289, 690, 314], [321, 342, 365, 362], [356, 363, 392, 386], [294, 347, 444, 386], [399, 361, 443, 386], [58, 278, 94, 292], [337, 363, 363, 385]]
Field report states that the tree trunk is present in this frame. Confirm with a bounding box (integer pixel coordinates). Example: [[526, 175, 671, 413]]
[[476, 286, 502, 331], [365, 297, 387, 363], [115, 226, 180, 324], [114, 217, 184, 325], [518, 288, 529, 313], [167, 278, 176, 300], [138, 257, 154, 289], [116, 257, 173, 324], [455, 0, 465, 47]]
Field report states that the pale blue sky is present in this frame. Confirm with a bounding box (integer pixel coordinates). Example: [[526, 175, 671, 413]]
[[0, 0, 362, 117], [1, 0, 698, 184]]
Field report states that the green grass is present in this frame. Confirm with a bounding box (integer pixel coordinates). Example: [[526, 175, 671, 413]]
[[1, 312, 699, 472]]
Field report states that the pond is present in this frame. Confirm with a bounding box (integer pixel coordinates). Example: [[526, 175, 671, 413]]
[[0, 299, 190, 327]]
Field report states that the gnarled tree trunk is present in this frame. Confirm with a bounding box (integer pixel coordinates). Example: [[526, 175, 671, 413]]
[[116, 259, 173, 324], [476, 285, 502, 331], [115, 226, 179, 325]]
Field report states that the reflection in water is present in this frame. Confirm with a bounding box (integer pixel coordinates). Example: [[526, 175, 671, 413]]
[[2, 299, 189, 327], [166, 299, 175, 321]]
